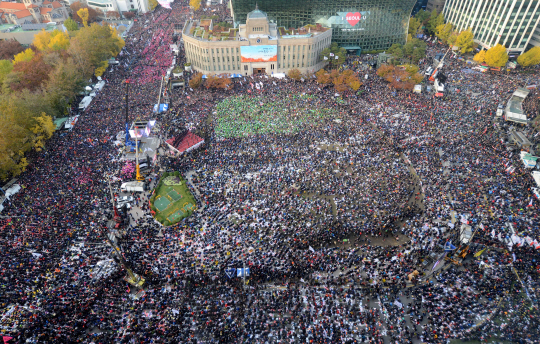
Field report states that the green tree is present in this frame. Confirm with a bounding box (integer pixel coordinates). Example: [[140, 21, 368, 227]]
[[428, 11, 444, 35], [408, 17, 421, 36], [455, 29, 474, 54], [415, 9, 431, 26], [0, 60, 13, 87], [67, 23, 125, 79], [387, 43, 404, 63], [403, 39, 427, 63], [485, 44, 508, 67], [517, 46, 540, 66], [44, 58, 86, 115], [320, 42, 346, 68], [64, 18, 79, 32]]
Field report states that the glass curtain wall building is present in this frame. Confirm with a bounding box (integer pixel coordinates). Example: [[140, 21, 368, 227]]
[[231, 0, 416, 52]]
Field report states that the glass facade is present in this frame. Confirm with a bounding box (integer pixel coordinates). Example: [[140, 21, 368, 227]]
[[231, 0, 416, 51]]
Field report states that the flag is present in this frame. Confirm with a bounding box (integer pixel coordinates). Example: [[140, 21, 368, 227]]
[[335, 56, 339, 59], [324, 56, 328, 60], [329, 53, 334, 57], [491, 229, 495, 238], [309, 246, 315, 253], [474, 248, 486, 257], [527, 198, 533, 207]]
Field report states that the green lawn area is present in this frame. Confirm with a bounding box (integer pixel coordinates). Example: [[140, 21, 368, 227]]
[[214, 93, 339, 138], [150, 172, 196, 226]]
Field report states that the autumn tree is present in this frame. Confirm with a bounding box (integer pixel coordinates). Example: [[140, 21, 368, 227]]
[[484, 44, 508, 67], [148, 0, 158, 10], [33, 29, 70, 52], [189, 72, 203, 89], [517, 46, 540, 66], [455, 29, 474, 54], [123, 11, 136, 19], [473, 50, 486, 64], [315, 69, 361, 92], [78, 8, 90, 27], [205, 75, 231, 89], [0, 91, 55, 178], [190, 0, 201, 11], [13, 49, 35, 66], [94, 60, 109, 77], [377, 64, 422, 90], [64, 18, 79, 32], [10, 54, 53, 92], [71, 2, 100, 25], [435, 23, 453, 44], [287, 68, 302, 80], [106, 11, 121, 19], [0, 39, 25, 60], [315, 69, 331, 84]]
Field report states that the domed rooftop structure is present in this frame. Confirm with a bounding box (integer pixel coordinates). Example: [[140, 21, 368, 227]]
[[247, 4, 267, 20]]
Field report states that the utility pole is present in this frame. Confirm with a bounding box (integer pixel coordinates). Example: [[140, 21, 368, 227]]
[[107, 174, 120, 219]]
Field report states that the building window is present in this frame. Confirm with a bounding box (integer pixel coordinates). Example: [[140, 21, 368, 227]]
[[244, 65, 248, 70]]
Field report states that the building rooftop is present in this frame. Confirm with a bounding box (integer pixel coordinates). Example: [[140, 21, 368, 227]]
[[184, 19, 328, 42], [247, 7, 267, 20]]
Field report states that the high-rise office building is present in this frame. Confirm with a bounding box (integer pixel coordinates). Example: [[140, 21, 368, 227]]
[[230, 0, 416, 52], [443, 0, 540, 54], [426, 0, 446, 13]]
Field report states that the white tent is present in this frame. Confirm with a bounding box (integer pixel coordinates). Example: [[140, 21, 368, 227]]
[[532, 171, 540, 187]]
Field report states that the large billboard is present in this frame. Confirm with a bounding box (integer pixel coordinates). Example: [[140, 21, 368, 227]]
[[240, 45, 278, 63]]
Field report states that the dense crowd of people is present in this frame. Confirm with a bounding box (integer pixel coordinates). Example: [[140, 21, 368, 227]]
[[1, 1, 539, 343]]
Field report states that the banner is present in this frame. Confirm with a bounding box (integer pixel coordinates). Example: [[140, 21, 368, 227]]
[[240, 46, 277, 63]]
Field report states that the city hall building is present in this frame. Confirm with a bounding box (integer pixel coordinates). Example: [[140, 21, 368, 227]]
[[230, 0, 416, 53], [183, 6, 332, 76]]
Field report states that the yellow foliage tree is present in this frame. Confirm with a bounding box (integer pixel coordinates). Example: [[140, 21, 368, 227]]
[[517, 47, 540, 66], [78, 8, 89, 27], [190, 0, 201, 11], [13, 48, 35, 65], [34, 29, 71, 52], [455, 29, 474, 54], [95, 60, 109, 76], [48, 30, 70, 51], [149, 0, 158, 10], [473, 50, 486, 64], [435, 23, 453, 44], [30, 113, 55, 151], [484, 44, 508, 68], [33, 29, 52, 51]]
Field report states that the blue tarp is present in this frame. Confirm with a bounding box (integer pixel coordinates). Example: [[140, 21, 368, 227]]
[[153, 103, 169, 113]]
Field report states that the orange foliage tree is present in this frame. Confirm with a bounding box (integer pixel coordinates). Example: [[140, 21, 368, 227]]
[[316, 69, 362, 92], [376, 64, 423, 91], [205, 75, 231, 89]]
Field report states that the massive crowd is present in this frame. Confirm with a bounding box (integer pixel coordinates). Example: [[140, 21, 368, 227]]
[[0, 1, 539, 343]]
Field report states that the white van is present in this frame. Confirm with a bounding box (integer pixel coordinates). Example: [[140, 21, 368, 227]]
[[120, 181, 146, 193]]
